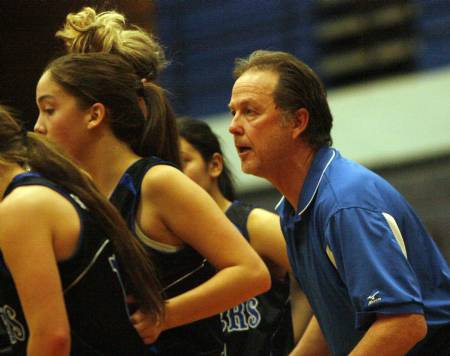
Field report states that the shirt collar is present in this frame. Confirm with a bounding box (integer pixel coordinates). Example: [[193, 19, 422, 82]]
[[276, 147, 336, 217]]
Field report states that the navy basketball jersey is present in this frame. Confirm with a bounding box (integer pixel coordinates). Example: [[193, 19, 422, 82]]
[[109, 158, 224, 355], [0, 173, 152, 355], [223, 201, 293, 356]]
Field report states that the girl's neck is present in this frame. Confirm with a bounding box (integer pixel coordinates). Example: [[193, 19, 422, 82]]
[[0, 164, 26, 200], [209, 184, 232, 212], [77, 138, 140, 198]]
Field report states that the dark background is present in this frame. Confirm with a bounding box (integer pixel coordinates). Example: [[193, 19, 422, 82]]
[[0, 0, 156, 129], [3, 0, 450, 124], [0, 0, 448, 261]]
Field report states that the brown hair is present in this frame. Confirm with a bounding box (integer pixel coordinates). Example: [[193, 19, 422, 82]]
[[56, 6, 180, 166], [0, 105, 164, 319], [234, 50, 333, 149], [44, 52, 175, 162], [56, 6, 167, 81]]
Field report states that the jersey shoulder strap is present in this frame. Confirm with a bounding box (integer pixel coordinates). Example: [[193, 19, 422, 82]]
[[109, 157, 176, 225], [225, 200, 254, 241]]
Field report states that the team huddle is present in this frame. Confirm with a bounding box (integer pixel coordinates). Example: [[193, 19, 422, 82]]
[[0, 7, 449, 356]]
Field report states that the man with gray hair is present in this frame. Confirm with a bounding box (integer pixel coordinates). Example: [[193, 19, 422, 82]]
[[228, 50, 450, 355]]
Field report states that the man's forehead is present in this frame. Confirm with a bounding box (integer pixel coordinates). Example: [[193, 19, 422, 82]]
[[231, 70, 278, 99]]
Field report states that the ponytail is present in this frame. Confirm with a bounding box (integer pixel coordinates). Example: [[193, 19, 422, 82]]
[[28, 133, 165, 317], [140, 82, 181, 167], [0, 106, 164, 319]]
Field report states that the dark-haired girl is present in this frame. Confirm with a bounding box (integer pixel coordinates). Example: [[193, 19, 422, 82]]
[[0, 105, 163, 355]]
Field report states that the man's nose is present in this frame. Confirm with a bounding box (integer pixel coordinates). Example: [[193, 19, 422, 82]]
[[229, 114, 243, 136]]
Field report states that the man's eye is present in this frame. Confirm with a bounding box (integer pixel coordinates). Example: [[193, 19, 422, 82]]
[[44, 108, 55, 115]]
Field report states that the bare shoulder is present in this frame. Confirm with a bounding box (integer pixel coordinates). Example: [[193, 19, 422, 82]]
[[247, 208, 281, 231], [0, 185, 70, 234], [141, 165, 185, 193], [141, 164, 201, 201], [247, 207, 290, 273]]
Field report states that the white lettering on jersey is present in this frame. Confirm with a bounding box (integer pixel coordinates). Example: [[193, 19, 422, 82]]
[[221, 298, 261, 333], [0, 305, 26, 344]]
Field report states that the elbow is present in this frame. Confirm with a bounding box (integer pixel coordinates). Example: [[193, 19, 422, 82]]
[[396, 313, 428, 351], [411, 314, 428, 343], [31, 327, 71, 355], [48, 329, 71, 355], [253, 261, 272, 295]]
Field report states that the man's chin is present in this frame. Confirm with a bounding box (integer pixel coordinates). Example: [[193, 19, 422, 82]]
[[241, 162, 259, 177]]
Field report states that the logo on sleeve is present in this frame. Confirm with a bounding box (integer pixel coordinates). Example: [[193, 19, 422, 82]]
[[367, 291, 382, 306]]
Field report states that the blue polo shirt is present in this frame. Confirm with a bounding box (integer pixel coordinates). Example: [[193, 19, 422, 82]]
[[276, 147, 450, 355]]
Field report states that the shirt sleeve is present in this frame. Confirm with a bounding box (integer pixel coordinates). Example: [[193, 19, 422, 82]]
[[324, 207, 424, 330]]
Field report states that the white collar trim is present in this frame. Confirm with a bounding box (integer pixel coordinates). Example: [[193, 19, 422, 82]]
[[274, 149, 336, 216]]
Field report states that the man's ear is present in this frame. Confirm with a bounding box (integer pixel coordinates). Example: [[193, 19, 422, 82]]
[[208, 153, 224, 178], [291, 108, 309, 140], [86, 103, 106, 130]]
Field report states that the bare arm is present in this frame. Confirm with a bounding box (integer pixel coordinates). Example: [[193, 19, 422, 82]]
[[289, 274, 312, 342], [290, 315, 331, 356], [349, 313, 427, 356], [246, 208, 313, 351], [133, 166, 270, 342], [0, 188, 71, 356], [246, 208, 291, 275]]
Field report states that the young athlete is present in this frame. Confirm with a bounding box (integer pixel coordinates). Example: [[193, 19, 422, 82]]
[[34, 52, 270, 355], [178, 117, 312, 355], [0, 105, 164, 355], [56, 6, 180, 167]]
